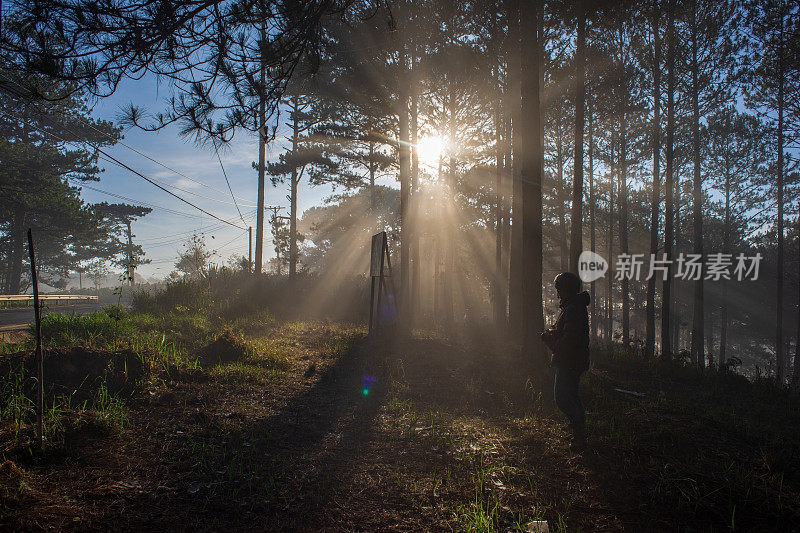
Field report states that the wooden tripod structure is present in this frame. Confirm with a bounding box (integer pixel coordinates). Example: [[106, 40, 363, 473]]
[[368, 231, 397, 335]]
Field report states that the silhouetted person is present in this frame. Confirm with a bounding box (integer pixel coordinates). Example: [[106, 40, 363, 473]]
[[542, 272, 590, 449]]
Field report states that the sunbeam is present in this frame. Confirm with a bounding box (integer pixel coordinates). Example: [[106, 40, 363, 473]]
[[416, 135, 444, 168]]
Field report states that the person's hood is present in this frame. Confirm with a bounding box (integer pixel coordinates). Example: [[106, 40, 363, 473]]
[[560, 290, 591, 308]]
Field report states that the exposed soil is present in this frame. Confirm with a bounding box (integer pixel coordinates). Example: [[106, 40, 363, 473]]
[[193, 331, 251, 368], [0, 323, 797, 531], [0, 347, 145, 403]]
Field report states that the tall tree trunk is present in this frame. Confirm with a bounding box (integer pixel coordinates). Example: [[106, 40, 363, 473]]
[[507, 0, 524, 339], [411, 88, 420, 322], [690, 2, 705, 367], [434, 233, 441, 321], [503, 113, 512, 323], [619, 84, 630, 348], [519, 0, 545, 361], [254, 34, 267, 274], [646, 0, 662, 359], [5, 207, 26, 294], [369, 141, 376, 213], [589, 103, 597, 340], [775, 11, 785, 384], [494, 69, 506, 325], [607, 136, 615, 344], [706, 309, 714, 368], [1, 254, 6, 292], [444, 78, 456, 327], [557, 134, 567, 271], [661, 0, 676, 361], [398, 47, 411, 323], [569, 0, 586, 273], [794, 213, 800, 385], [289, 94, 300, 278], [720, 124, 731, 368], [673, 179, 683, 353]]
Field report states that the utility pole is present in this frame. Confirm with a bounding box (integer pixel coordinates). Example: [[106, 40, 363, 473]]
[[248, 226, 252, 273], [125, 220, 134, 285], [266, 206, 287, 275], [255, 27, 267, 274]]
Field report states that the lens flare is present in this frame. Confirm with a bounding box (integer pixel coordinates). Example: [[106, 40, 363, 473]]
[[362, 375, 376, 397]]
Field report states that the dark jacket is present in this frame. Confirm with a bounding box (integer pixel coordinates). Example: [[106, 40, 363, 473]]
[[543, 291, 591, 371]]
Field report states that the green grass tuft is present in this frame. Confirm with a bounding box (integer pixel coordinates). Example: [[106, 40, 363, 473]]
[[36, 309, 134, 350]]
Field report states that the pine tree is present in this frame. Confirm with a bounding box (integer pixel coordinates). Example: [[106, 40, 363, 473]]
[[267, 91, 337, 278], [681, 0, 739, 367], [645, 0, 663, 359], [519, 0, 545, 363], [0, 78, 121, 291], [92, 203, 152, 285], [743, 0, 800, 383], [705, 107, 770, 367]]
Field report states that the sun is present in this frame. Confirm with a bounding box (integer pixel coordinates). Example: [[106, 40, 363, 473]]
[[416, 135, 444, 167]]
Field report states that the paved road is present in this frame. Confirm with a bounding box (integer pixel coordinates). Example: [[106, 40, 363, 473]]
[[0, 304, 102, 331]]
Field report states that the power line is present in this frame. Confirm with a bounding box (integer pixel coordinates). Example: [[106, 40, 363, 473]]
[[136, 226, 230, 243], [214, 231, 248, 253], [136, 210, 257, 243], [0, 72, 255, 206], [0, 83, 283, 239], [78, 179, 269, 231], [137, 218, 255, 246], [76, 182, 266, 240], [96, 151, 248, 229], [137, 171, 257, 208], [142, 238, 204, 249], [213, 139, 247, 225], [0, 81, 256, 210], [110, 138, 254, 204], [73, 181, 208, 219], [0, 106, 248, 230]]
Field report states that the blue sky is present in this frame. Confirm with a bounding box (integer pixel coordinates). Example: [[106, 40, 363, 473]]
[[84, 77, 342, 279], [79, 74, 794, 282]]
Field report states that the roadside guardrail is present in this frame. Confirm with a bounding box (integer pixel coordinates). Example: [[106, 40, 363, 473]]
[[0, 295, 98, 305]]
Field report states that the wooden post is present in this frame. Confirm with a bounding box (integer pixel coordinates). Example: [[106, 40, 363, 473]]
[[27, 229, 43, 448]]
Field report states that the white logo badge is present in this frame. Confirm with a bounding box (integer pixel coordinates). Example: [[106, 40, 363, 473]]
[[578, 250, 608, 283]]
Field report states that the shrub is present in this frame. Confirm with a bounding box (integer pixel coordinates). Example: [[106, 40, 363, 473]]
[[132, 278, 210, 314], [132, 270, 370, 323]]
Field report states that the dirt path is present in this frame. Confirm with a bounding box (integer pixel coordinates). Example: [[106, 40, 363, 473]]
[[2, 322, 797, 531]]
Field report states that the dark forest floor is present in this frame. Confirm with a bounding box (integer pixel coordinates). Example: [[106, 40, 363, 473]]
[[1, 320, 799, 531]]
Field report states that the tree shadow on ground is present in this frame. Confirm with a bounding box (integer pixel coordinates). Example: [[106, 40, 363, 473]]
[[1, 329, 579, 531], [384, 331, 551, 418], [115, 334, 389, 531]]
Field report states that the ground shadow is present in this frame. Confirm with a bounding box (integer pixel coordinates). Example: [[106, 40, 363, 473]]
[[108, 335, 389, 531]]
